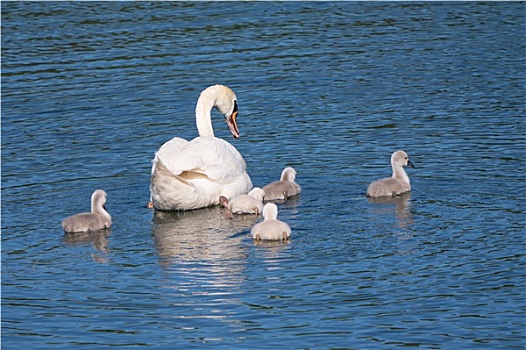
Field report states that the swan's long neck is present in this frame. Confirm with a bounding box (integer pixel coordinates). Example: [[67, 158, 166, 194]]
[[92, 199, 111, 220], [263, 204, 279, 221], [392, 164, 410, 185], [195, 89, 217, 137], [281, 168, 296, 182]]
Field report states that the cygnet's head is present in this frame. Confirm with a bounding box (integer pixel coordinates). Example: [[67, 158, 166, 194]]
[[391, 150, 414, 168], [280, 167, 297, 181], [248, 187, 265, 201], [91, 189, 108, 213], [262, 203, 279, 221]]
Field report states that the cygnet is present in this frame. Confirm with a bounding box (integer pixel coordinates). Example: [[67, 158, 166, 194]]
[[219, 187, 265, 214], [262, 167, 301, 201], [366, 150, 415, 198], [251, 203, 291, 241], [62, 189, 112, 233]]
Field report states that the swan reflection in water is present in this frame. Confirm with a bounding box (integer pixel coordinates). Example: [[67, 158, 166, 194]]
[[152, 206, 258, 287], [367, 192, 414, 228], [152, 197, 301, 281], [63, 229, 111, 263]]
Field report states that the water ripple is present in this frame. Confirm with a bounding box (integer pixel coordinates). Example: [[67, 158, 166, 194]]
[[2, 2, 525, 349]]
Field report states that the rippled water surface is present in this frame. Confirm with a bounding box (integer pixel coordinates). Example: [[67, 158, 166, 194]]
[[2, 2, 525, 349]]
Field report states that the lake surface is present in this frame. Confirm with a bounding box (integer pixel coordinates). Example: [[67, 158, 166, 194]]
[[2, 2, 525, 349]]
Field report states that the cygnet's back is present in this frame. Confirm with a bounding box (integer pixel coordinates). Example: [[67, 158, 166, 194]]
[[220, 187, 265, 214], [367, 150, 415, 198], [62, 189, 112, 233], [251, 203, 291, 241], [262, 167, 301, 201]]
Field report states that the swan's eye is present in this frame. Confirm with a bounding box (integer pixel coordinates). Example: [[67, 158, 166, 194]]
[[404, 157, 408, 160], [233, 100, 238, 114]]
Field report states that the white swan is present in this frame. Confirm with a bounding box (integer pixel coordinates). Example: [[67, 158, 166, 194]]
[[150, 85, 253, 210], [219, 187, 265, 215], [366, 150, 415, 198], [262, 167, 301, 201], [251, 203, 291, 241], [62, 189, 112, 233]]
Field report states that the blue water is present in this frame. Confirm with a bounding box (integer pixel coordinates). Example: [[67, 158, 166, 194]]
[[2, 2, 525, 349]]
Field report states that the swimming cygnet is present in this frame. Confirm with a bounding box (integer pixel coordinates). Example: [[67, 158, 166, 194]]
[[251, 203, 291, 241], [219, 187, 265, 214], [62, 189, 112, 233], [366, 150, 415, 198], [262, 167, 301, 201]]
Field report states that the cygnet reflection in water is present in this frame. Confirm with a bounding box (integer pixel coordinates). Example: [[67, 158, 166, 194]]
[[63, 229, 111, 263], [367, 192, 414, 228]]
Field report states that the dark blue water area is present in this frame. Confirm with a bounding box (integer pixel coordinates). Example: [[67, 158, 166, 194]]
[[2, 2, 525, 349]]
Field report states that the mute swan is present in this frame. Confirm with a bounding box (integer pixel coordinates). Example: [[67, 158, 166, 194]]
[[150, 85, 252, 211], [262, 167, 301, 201], [62, 189, 112, 233], [219, 187, 265, 215], [366, 150, 415, 198], [251, 203, 291, 241]]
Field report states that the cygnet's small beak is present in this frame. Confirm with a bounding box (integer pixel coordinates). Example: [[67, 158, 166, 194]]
[[219, 195, 229, 208], [407, 159, 415, 168]]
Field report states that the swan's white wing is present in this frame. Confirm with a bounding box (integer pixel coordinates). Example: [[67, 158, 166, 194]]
[[159, 136, 247, 184], [194, 137, 247, 184], [152, 137, 189, 175], [151, 136, 251, 210]]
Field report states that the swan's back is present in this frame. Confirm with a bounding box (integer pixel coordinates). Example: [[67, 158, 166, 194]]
[[251, 220, 291, 241], [250, 203, 291, 241], [228, 195, 263, 215], [367, 177, 411, 198], [262, 167, 301, 201], [219, 187, 265, 215], [62, 213, 110, 233], [262, 181, 295, 200]]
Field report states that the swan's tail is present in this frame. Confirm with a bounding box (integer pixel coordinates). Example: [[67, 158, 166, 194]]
[[153, 159, 192, 187]]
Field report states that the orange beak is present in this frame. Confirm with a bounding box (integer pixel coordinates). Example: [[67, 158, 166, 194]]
[[226, 110, 240, 139]]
